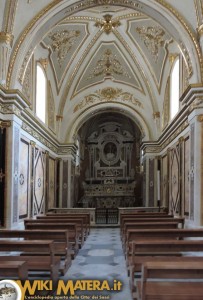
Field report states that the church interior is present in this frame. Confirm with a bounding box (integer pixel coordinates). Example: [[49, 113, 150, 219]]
[[1, 0, 203, 299]]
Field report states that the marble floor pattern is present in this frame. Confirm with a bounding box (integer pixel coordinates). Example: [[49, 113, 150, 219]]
[[62, 227, 133, 300]]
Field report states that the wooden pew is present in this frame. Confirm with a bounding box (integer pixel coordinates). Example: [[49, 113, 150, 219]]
[[121, 217, 184, 238], [0, 240, 60, 282], [130, 256, 203, 297], [128, 239, 203, 272], [46, 212, 91, 235], [0, 229, 71, 275], [0, 261, 28, 280], [135, 261, 203, 300], [37, 215, 88, 242], [24, 221, 79, 257], [122, 221, 181, 252], [120, 213, 173, 228]]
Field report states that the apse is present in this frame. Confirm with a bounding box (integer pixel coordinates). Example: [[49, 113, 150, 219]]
[[75, 112, 143, 208]]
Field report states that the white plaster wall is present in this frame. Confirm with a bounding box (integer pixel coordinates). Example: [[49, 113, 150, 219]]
[[166, 0, 197, 31]]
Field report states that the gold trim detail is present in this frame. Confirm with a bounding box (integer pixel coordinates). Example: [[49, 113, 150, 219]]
[[39, 58, 49, 70], [135, 26, 166, 63], [95, 14, 121, 34], [30, 140, 36, 147], [6, 0, 62, 89], [153, 112, 160, 119], [73, 87, 144, 113], [169, 53, 179, 65], [0, 120, 11, 128], [197, 115, 203, 122], [0, 32, 14, 45], [48, 29, 80, 67], [155, 0, 202, 79], [88, 48, 131, 79], [56, 115, 63, 121]]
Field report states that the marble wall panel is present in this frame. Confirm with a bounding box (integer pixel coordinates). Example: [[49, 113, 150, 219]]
[[169, 144, 180, 215], [190, 124, 195, 220], [13, 127, 19, 223], [62, 160, 68, 208], [48, 157, 55, 209], [183, 137, 190, 216], [34, 149, 45, 215], [18, 139, 29, 219], [161, 154, 168, 208], [148, 158, 154, 206]]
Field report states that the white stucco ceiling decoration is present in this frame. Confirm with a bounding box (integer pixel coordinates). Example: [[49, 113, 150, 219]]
[[128, 18, 173, 90], [73, 87, 144, 113], [42, 23, 89, 93], [73, 42, 143, 97]]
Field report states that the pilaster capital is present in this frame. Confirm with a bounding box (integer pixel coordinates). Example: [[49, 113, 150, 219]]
[[30, 140, 36, 148], [0, 120, 11, 128], [197, 114, 203, 122], [0, 32, 13, 46], [56, 115, 63, 122]]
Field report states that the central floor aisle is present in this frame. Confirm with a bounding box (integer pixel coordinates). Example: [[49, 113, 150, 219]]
[[63, 227, 132, 300]]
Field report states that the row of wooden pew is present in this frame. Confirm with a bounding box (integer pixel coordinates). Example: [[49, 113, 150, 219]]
[[120, 211, 203, 300], [0, 212, 90, 282]]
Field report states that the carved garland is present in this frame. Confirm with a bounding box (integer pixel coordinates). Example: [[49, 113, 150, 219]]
[[73, 87, 144, 113]]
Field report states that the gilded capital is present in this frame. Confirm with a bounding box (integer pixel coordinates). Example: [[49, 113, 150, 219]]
[[39, 58, 48, 70], [0, 120, 11, 128], [30, 140, 36, 147], [197, 114, 203, 122], [153, 112, 160, 119], [0, 32, 13, 45], [56, 115, 63, 121], [169, 53, 179, 65]]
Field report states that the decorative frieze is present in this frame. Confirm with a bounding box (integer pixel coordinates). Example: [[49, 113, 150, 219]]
[[0, 103, 21, 117], [22, 122, 58, 153], [74, 87, 143, 113]]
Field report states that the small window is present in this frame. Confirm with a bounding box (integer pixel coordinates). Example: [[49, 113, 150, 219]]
[[36, 64, 46, 123], [170, 58, 180, 120]]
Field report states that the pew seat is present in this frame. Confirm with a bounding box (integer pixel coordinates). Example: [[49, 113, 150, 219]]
[[0, 240, 60, 282], [134, 261, 203, 300], [0, 261, 28, 280]]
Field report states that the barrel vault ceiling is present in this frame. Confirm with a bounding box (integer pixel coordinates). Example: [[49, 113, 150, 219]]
[[8, 1, 199, 143]]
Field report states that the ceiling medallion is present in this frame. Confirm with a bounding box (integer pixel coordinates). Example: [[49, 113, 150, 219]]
[[95, 14, 121, 34]]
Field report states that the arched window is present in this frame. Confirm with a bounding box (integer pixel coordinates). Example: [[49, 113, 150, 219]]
[[170, 57, 180, 120], [36, 64, 46, 123]]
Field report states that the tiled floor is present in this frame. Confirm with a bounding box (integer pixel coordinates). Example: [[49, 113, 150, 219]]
[[62, 227, 132, 300]]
